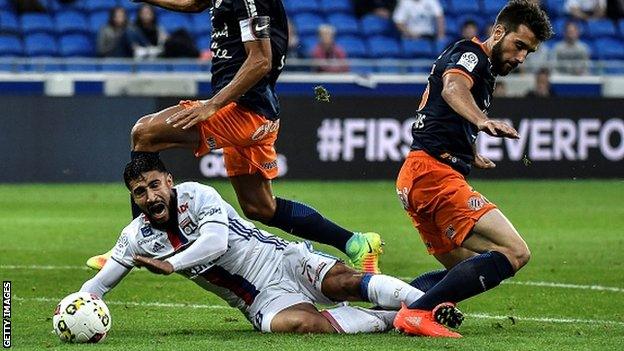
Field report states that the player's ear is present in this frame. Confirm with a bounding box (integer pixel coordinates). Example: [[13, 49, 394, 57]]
[[492, 24, 506, 42], [166, 173, 173, 186]]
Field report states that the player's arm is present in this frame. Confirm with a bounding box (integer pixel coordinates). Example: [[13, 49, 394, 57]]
[[80, 259, 131, 298], [132, 0, 210, 13], [168, 38, 273, 130], [441, 72, 519, 139]]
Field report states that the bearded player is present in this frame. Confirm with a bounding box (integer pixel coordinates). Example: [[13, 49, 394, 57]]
[[87, 0, 382, 273], [393, 1, 553, 337]]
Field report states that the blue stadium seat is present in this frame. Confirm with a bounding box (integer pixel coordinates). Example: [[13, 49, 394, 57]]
[[594, 38, 624, 60], [0, 11, 19, 34], [368, 36, 402, 58], [552, 18, 586, 39], [455, 15, 486, 34], [482, 0, 508, 16], [24, 33, 59, 56], [293, 13, 324, 36], [449, 0, 481, 16], [21, 14, 55, 35], [197, 36, 210, 51], [586, 19, 617, 39], [445, 16, 459, 37], [0, 35, 23, 56], [83, 0, 119, 13], [284, 0, 320, 15], [59, 34, 94, 57], [320, 0, 352, 14], [327, 13, 359, 35], [435, 37, 453, 53], [56, 11, 90, 35], [160, 12, 193, 32], [191, 12, 211, 37], [402, 39, 434, 58], [300, 35, 317, 56], [336, 36, 367, 58], [0, 0, 10, 11], [360, 14, 392, 36], [546, 0, 566, 16], [89, 11, 110, 34]]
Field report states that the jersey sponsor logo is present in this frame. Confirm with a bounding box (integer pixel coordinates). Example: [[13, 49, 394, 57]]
[[261, 160, 277, 170], [457, 52, 479, 72], [152, 242, 165, 253], [178, 202, 189, 214], [140, 226, 153, 238], [198, 207, 222, 221], [251, 120, 279, 141], [137, 233, 164, 246], [116, 234, 129, 249]]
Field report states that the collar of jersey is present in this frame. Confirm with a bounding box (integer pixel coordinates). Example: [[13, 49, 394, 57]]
[[471, 37, 491, 57]]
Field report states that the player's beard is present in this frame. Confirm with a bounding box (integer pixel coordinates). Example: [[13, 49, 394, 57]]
[[490, 36, 518, 76]]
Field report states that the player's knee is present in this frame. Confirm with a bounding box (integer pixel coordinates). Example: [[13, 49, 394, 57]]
[[240, 201, 275, 223], [499, 244, 531, 272]]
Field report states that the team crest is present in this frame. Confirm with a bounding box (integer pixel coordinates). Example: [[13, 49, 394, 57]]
[[467, 196, 485, 211]]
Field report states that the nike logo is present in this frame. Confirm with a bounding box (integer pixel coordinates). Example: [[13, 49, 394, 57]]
[[366, 241, 373, 254], [478, 275, 487, 291], [255, 24, 269, 32]]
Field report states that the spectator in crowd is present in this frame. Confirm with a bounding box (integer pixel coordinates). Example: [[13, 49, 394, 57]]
[[127, 4, 168, 59], [460, 20, 479, 41], [565, 0, 607, 19], [393, 0, 445, 40], [311, 24, 349, 73], [97, 7, 131, 57], [526, 68, 556, 97], [287, 21, 301, 59], [553, 21, 591, 74], [354, 0, 397, 19], [522, 42, 551, 73]]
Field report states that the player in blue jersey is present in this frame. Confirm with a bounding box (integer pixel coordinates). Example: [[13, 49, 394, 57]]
[[86, 0, 382, 274], [393, 0, 553, 337]]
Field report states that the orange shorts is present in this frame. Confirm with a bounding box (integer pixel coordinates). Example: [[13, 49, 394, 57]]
[[396, 150, 497, 255], [181, 100, 280, 179]]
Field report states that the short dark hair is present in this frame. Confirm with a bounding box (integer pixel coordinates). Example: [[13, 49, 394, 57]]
[[123, 153, 168, 189], [495, 0, 554, 42]]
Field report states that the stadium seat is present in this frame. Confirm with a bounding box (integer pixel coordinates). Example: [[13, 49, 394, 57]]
[[552, 18, 586, 39], [0, 35, 23, 56], [546, 0, 567, 16], [327, 13, 359, 36], [196, 36, 210, 51], [0, 0, 10, 11], [56, 11, 90, 35], [402, 39, 434, 58], [448, 0, 481, 16], [83, 0, 119, 13], [284, 0, 320, 15], [368, 36, 402, 58], [59, 34, 95, 57], [320, 0, 352, 14], [336, 35, 367, 58], [293, 13, 325, 36], [360, 14, 393, 36], [445, 16, 459, 37], [586, 19, 617, 39], [435, 37, 453, 53], [300, 35, 318, 56], [24, 33, 59, 56], [594, 38, 624, 60], [160, 12, 193, 32], [0, 11, 19, 34], [20, 14, 55, 35], [191, 12, 211, 38], [455, 14, 486, 35], [89, 11, 110, 34], [482, 0, 508, 16]]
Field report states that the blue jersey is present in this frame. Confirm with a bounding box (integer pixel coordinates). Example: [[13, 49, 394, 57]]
[[411, 39, 496, 175], [210, 0, 288, 120]]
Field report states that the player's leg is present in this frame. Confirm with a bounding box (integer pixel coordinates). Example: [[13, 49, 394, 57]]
[[226, 145, 382, 273], [269, 303, 336, 333], [410, 247, 477, 291]]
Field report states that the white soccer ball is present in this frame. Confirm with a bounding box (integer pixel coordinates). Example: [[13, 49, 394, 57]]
[[52, 292, 111, 343]]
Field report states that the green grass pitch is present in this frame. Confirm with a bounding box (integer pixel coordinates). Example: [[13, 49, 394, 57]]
[[1, 180, 622, 350]]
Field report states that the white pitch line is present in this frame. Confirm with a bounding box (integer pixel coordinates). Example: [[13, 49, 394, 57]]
[[15, 296, 624, 327], [3, 265, 624, 294]]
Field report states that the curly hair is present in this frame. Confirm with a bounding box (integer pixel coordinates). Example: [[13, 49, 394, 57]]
[[495, 0, 554, 42], [123, 153, 168, 189]]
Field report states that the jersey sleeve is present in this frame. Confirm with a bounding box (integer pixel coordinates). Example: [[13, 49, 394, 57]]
[[191, 183, 229, 230], [233, 0, 272, 42], [443, 45, 488, 85], [110, 229, 137, 269]]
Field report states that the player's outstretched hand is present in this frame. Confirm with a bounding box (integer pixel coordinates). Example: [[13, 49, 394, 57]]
[[478, 119, 519, 139], [473, 153, 496, 169], [134, 255, 174, 275], [166, 101, 219, 130]]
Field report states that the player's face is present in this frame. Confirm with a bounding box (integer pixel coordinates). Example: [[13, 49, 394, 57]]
[[129, 170, 174, 224], [491, 24, 539, 76]]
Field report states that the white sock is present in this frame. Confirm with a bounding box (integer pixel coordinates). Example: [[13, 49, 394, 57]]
[[321, 306, 394, 334], [365, 274, 424, 310]]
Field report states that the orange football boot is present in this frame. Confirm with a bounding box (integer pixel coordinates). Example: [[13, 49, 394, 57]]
[[393, 302, 462, 338]]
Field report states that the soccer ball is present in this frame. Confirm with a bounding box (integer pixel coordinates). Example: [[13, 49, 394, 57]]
[[52, 292, 111, 343]]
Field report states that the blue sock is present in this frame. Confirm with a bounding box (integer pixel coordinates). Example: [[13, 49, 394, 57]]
[[359, 273, 373, 302], [410, 269, 448, 292], [129, 151, 159, 219], [409, 251, 515, 310], [267, 198, 353, 253]]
